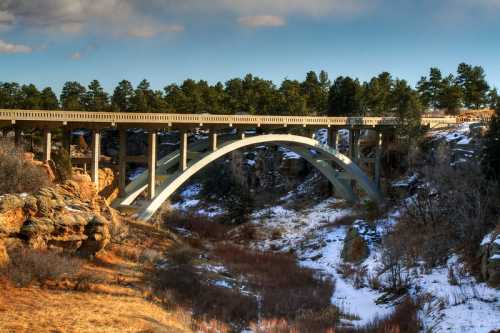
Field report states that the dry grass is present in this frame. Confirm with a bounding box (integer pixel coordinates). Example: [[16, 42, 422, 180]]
[[0, 281, 191, 333], [0, 218, 193, 333]]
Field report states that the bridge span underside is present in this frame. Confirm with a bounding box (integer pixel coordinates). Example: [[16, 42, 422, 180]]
[[116, 134, 382, 220]]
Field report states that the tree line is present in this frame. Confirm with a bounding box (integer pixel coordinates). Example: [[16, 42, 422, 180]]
[[0, 63, 497, 117]]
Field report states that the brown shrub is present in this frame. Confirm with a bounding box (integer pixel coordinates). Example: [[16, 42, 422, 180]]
[[2, 247, 82, 287], [214, 244, 335, 320], [0, 140, 49, 194], [166, 211, 230, 240]]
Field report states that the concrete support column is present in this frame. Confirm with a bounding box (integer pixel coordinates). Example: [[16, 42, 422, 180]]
[[179, 130, 188, 171], [327, 128, 339, 150], [119, 128, 127, 196], [91, 129, 100, 187], [209, 131, 218, 152], [348, 128, 355, 160], [147, 131, 157, 200], [239, 129, 246, 140], [354, 129, 361, 162], [62, 128, 71, 153], [14, 128, 22, 147], [42, 128, 52, 162], [374, 131, 383, 188]]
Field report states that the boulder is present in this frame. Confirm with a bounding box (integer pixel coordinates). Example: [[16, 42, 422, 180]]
[[0, 195, 26, 237], [77, 215, 111, 258], [341, 227, 369, 263], [480, 230, 500, 287]]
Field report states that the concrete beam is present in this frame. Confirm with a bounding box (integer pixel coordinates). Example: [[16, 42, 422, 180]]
[[91, 129, 100, 187], [147, 131, 157, 200], [119, 128, 127, 196], [42, 128, 52, 162], [179, 130, 188, 171]]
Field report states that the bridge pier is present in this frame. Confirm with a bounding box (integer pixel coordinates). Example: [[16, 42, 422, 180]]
[[374, 131, 383, 188], [119, 129, 127, 196], [14, 128, 22, 147], [209, 130, 218, 152], [91, 129, 100, 187], [62, 128, 71, 153], [147, 131, 157, 200], [327, 128, 340, 150], [179, 130, 188, 171], [42, 128, 52, 162]]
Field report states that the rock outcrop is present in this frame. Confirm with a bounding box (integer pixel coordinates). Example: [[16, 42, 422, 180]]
[[480, 228, 500, 287], [341, 227, 370, 263], [0, 173, 119, 258]]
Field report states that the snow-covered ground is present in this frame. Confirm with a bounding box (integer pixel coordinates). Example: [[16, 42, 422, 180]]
[[166, 121, 498, 332], [250, 198, 394, 325]]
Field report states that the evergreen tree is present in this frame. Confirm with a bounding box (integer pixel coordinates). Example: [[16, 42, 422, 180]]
[[417, 67, 443, 110], [438, 74, 463, 115], [482, 106, 500, 182], [455, 63, 490, 109], [279, 79, 308, 115], [390, 79, 423, 138], [301, 71, 325, 115], [19, 84, 41, 109], [488, 88, 498, 109], [328, 76, 364, 116], [85, 80, 109, 111], [364, 72, 393, 115], [0, 82, 22, 109], [112, 80, 134, 112], [60, 81, 86, 110], [40, 87, 59, 109]]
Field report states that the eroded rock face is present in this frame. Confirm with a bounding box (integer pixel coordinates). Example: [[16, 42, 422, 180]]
[[0, 239, 8, 268], [0, 174, 119, 258], [480, 230, 500, 287]]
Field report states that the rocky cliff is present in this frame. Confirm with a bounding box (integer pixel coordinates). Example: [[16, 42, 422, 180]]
[[0, 172, 120, 263]]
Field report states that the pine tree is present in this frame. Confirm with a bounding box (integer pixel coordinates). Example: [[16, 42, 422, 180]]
[[60, 81, 86, 111], [328, 76, 364, 116], [85, 80, 109, 111], [438, 75, 463, 115], [455, 63, 490, 109], [40, 87, 59, 109], [482, 105, 500, 182], [112, 80, 134, 112]]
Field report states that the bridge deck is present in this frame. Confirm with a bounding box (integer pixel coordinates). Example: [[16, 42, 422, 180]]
[[0, 109, 457, 128]]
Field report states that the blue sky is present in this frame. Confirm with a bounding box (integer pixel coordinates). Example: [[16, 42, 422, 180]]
[[0, 0, 499, 93]]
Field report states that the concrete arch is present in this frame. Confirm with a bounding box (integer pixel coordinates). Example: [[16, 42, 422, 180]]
[[135, 134, 382, 220]]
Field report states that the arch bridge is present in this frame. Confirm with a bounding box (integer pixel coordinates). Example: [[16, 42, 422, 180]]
[[0, 109, 457, 220]]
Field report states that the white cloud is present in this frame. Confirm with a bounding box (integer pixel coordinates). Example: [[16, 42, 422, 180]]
[[127, 23, 184, 38], [0, 39, 32, 53], [238, 15, 286, 28]]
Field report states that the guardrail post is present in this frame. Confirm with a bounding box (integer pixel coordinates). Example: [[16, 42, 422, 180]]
[[147, 131, 157, 200], [42, 128, 52, 162], [91, 129, 100, 187], [119, 128, 127, 196], [179, 130, 188, 171]]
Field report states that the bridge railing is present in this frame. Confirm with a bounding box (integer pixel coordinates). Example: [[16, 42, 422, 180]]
[[0, 109, 459, 127]]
